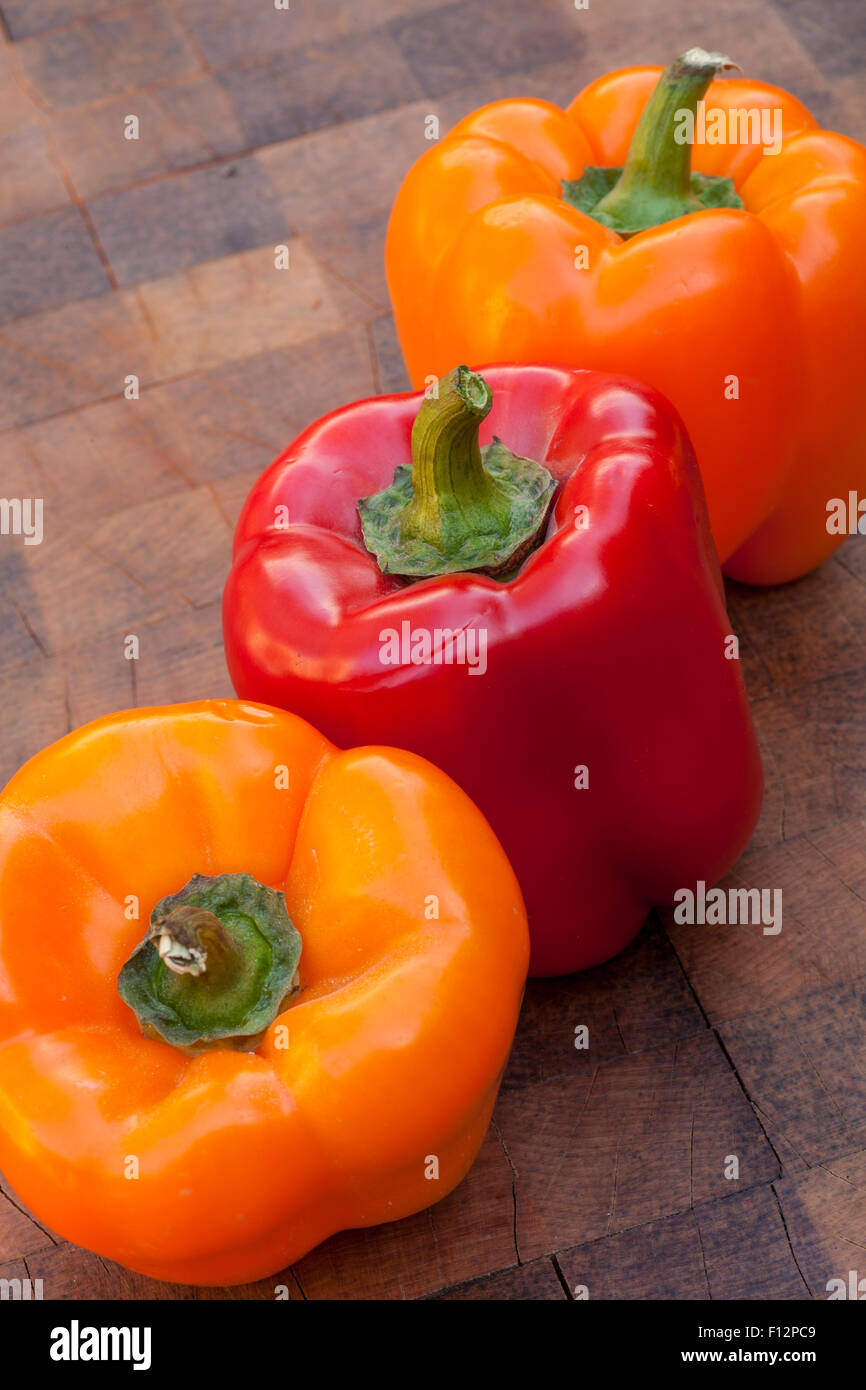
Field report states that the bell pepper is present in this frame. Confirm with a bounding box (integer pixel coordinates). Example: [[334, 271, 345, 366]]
[[0, 700, 527, 1285], [385, 47, 866, 584], [223, 363, 763, 977]]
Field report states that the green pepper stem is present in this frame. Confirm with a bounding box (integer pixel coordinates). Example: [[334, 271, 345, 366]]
[[149, 904, 229, 977], [118, 873, 302, 1055], [593, 47, 738, 235], [400, 367, 509, 552], [357, 367, 557, 580]]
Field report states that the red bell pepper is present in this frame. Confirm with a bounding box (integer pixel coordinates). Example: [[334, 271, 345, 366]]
[[223, 364, 762, 976]]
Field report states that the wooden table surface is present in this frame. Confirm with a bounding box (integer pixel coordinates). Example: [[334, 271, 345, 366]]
[[1, 0, 864, 1301]]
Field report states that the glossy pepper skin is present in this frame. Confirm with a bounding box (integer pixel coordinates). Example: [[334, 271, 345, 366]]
[[385, 64, 866, 584], [0, 701, 527, 1285], [223, 365, 763, 977]]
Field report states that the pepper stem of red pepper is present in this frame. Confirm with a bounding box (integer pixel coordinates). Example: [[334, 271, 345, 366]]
[[561, 48, 744, 237], [358, 366, 556, 580], [404, 367, 507, 550], [117, 872, 301, 1055]]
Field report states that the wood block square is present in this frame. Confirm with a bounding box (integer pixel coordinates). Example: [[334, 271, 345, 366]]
[[558, 1186, 809, 1299], [90, 157, 289, 286], [0, 242, 348, 431], [0, 653, 70, 789], [309, 210, 392, 313], [218, 32, 422, 148], [196, 1271, 304, 1301], [132, 241, 347, 382], [432, 1258, 565, 1300], [0, 46, 41, 139], [784, 669, 866, 824], [664, 829, 866, 1022], [128, 605, 234, 710], [776, 1148, 866, 1297], [503, 918, 705, 1091], [257, 100, 435, 234], [24, 1243, 195, 1300], [574, 0, 828, 103], [768, 0, 866, 79], [0, 1188, 55, 1263], [134, 326, 376, 488], [0, 292, 155, 430], [14, 3, 203, 109], [721, 980, 866, 1166], [48, 76, 247, 200], [750, 694, 839, 846], [1, 1, 119, 41], [388, 0, 586, 98], [83, 483, 233, 612], [0, 124, 68, 224], [0, 208, 108, 323], [494, 1031, 778, 1260], [174, 0, 427, 67], [726, 554, 866, 694], [19, 393, 195, 525]]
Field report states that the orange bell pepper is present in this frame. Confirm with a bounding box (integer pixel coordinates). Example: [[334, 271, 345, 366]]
[[0, 701, 527, 1285], [386, 48, 866, 584]]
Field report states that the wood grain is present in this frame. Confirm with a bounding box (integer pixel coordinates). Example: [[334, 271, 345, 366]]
[[0, 0, 864, 1300]]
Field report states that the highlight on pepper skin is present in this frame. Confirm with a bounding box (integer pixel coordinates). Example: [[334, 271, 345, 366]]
[[223, 362, 764, 978], [0, 700, 529, 1286], [386, 48, 866, 585]]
